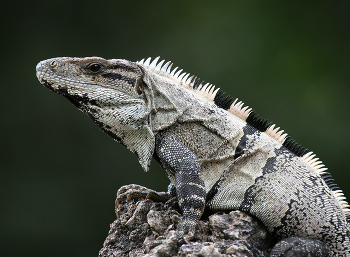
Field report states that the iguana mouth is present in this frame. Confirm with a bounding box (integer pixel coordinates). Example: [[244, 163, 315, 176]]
[[40, 78, 83, 109]]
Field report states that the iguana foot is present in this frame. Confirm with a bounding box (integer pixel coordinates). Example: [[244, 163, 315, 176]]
[[270, 237, 330, 257], [116, 184, 170, 206], [176, 219, 197, 243]]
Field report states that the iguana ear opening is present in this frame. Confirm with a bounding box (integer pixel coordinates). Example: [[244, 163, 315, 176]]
[[135, 79, 144, 95]]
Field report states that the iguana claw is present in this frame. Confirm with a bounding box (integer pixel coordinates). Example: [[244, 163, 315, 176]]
[[116, 184, 170, 206]]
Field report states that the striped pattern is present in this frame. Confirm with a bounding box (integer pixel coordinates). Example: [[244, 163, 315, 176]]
[[138, 57, 350, 220], [155, 135, 206, 236]]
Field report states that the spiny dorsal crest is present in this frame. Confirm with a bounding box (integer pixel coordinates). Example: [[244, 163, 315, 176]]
[[137, 57, 287, 142], [137, 56, 350, 219], [301, 152, 350, 219]]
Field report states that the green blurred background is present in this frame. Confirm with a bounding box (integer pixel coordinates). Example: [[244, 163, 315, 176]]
[[1, 1, 350, 256]]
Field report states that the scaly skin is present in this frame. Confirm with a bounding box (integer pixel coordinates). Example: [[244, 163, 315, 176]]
[[36, 56, 350, 255]]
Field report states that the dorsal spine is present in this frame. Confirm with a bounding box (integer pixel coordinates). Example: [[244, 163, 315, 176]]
[[137, 56, 350, 220]]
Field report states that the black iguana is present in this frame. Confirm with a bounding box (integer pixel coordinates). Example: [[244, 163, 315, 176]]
[[36, 56, 350, 256]]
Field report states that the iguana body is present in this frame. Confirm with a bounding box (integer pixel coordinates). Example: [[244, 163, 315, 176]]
[[36, 56, 350, 256]]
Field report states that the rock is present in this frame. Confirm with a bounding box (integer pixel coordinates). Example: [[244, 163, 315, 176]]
[[99, 197, 272, 257]]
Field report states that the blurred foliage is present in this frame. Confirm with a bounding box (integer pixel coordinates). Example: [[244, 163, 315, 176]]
[[1, 1, 349, 256]]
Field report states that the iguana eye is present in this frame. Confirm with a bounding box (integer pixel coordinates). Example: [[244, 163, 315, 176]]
[[85, 62, 104, 74], [50, 60, 57, 68]]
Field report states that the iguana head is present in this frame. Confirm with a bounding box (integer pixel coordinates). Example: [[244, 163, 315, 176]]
[[36, 57, 155, 171]]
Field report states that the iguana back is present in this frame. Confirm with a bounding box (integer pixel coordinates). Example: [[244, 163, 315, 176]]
[[36, 56, 350, 256]]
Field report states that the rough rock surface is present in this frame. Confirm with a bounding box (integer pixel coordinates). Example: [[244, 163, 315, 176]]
[[99, 197, 273, 257]]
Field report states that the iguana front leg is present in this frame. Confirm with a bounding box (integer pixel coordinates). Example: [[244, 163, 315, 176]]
[[155, 134, 206, 241]]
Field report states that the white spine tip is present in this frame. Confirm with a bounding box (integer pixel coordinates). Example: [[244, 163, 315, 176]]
[[182, 73, 190, 83], [213, 87, 220, 96], [170, 67, 178, 76], [150, 56, 160, 68], [166, 63, 173, 73], [201, 83, 209, 92], [155, 60, 165, 71], [144, 57, 152, 66], [178, 72, 186, 81], [208, 85, 215, 94], [186, 75, 194, 85], [190, 76, 196, 87], [205, 84, 214, 93], [174, 69, 183, 79], [161, 61, 171, 72]]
